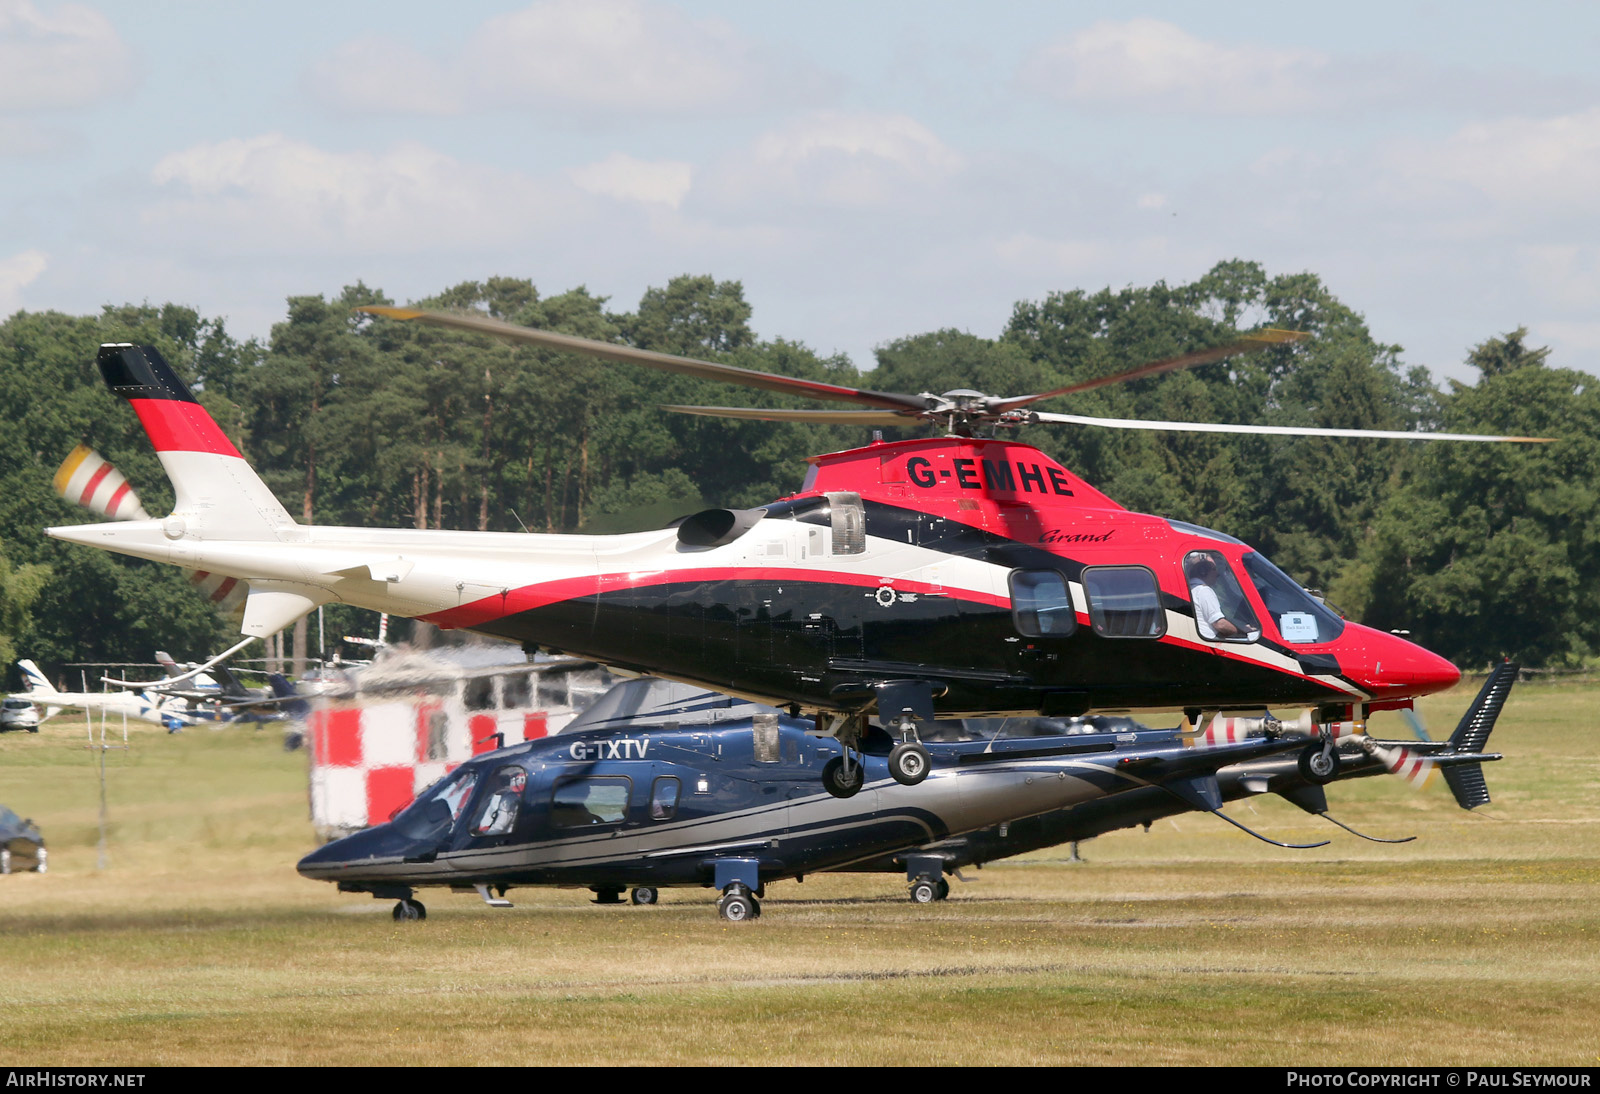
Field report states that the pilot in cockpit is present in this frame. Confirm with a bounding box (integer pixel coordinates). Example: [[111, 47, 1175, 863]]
[[1185, 552, 1258, 642]]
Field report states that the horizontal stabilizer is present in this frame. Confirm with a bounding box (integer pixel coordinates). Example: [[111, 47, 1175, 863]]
[[242, 585, 328, 637]]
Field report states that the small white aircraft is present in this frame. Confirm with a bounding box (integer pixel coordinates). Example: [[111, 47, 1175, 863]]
[[12, 659, 193, 729]]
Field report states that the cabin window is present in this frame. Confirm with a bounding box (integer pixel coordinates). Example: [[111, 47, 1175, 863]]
[[550, 776, 631, 827], [424, 709, 449, 761], [1181, 550, 1260, 643], [1083, 566, 1165, 638], [501, 672, 531, 708], [649, 776, 680, 821], [471, 766, 527, 836], [1241, 553, 1346, 644], [537, 676, 570, 709], [1009, 569, 1077, 637], [463, 675, 495, 711]]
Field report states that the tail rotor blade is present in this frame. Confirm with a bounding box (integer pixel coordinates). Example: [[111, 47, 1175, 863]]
[[53, 446, 151, 521]]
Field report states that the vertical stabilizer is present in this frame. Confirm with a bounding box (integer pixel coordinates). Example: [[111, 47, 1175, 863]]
[[1442, 662, 1519, 810], [16, 660, 56, 695], [96, 344, 295, 541]]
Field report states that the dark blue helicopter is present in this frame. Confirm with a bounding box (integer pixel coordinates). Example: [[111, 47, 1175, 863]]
[[844, 664, 1516, 900], [298, 695, 1328, 922]]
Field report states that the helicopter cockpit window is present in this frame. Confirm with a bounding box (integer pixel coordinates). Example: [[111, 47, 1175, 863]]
[[392, 766, 479, 841], [649, 776, 680, 821], [471, 765, 527, 836], [1182, 550, 1260, 643], [1241, 553, 1346, 644], [550, 776, 631, 827], [1083, 566, 1165, 638], [1009, 569, 1077, 637]]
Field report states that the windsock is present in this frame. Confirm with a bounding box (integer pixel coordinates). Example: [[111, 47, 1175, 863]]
[[53, 445, 150, 521]]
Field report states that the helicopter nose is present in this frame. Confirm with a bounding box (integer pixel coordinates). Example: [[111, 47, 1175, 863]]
[[1340, 626, 1460, 699]]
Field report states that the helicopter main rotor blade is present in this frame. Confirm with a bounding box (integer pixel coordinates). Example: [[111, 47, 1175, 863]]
[[992, 329, 1308, 412], [1029, 411, 1553, 443], [661, 405, 920, 425], [358, 306, 929, 414]]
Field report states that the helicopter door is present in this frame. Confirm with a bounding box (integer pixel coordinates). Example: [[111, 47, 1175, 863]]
[[1007, 568, 1077, 677]]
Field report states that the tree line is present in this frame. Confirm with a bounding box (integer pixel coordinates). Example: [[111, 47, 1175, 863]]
[[1, 260, 1594, 680]]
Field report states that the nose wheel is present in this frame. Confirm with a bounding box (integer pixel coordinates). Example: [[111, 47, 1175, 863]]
[[392, 898, 427, 921], [1298, 742, 1341, 784], [822, 753, 865, 798]]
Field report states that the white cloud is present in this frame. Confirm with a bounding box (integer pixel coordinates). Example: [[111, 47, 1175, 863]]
[[0, 249, 47, 313], [306, 0, 816, 118], [1019, 19, 1332, 115], [1384, 108, 1600, 219], [569, 153, 692, 207], [300, 35, 461, 116], [143, 134, 568, 255], [716, 111, 963, 208], [0, 0, 133, 111]]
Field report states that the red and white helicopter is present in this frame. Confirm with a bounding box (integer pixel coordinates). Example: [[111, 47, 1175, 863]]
[[49, 312, 1546, 796]]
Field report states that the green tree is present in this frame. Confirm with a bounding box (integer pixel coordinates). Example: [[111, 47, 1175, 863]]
[[1344, 330, 1600, 666]]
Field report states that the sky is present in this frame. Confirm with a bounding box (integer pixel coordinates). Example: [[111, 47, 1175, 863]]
[[4, 0, 1600, 384]]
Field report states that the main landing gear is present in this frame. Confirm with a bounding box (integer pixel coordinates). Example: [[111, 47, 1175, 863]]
[[818, 681, 941, 799], [714, 858, 763, 922], [630, 887, 658, 906], [717, 884, 762, 922], [392, 898, 426, 921], [903, 854, 950, 904]]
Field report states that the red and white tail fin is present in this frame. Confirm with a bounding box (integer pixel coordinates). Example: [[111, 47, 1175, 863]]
[[96, 343, 294, 541]]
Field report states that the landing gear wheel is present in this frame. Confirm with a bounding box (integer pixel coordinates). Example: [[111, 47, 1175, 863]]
[[934, 878, 950, 901], [1298, 743, 1341, 785], [718, 891, 756, 922], [630, 887, 658, 906], [822, 755, 864, 798], [392, 898, 426, 922], [26, 725, 37, 733], [888, 742, 931, 786], [909, 879, 938, 904], [591, 887, 624, 905]]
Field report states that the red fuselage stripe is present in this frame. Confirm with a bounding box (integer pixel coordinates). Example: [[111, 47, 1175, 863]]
[[129, 398, 243, 457]]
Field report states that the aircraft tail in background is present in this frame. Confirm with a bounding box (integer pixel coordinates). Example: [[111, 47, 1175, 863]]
[[16, 660, 57, 696]]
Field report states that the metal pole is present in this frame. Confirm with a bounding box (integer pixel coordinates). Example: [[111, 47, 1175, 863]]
[[96, 707, 108, 871]]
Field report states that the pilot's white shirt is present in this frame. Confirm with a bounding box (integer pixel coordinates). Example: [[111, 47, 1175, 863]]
[[1191, 581, 1226, 639]]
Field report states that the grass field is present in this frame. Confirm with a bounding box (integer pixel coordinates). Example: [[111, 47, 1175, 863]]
[[0, 682, 1596, 1066]]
